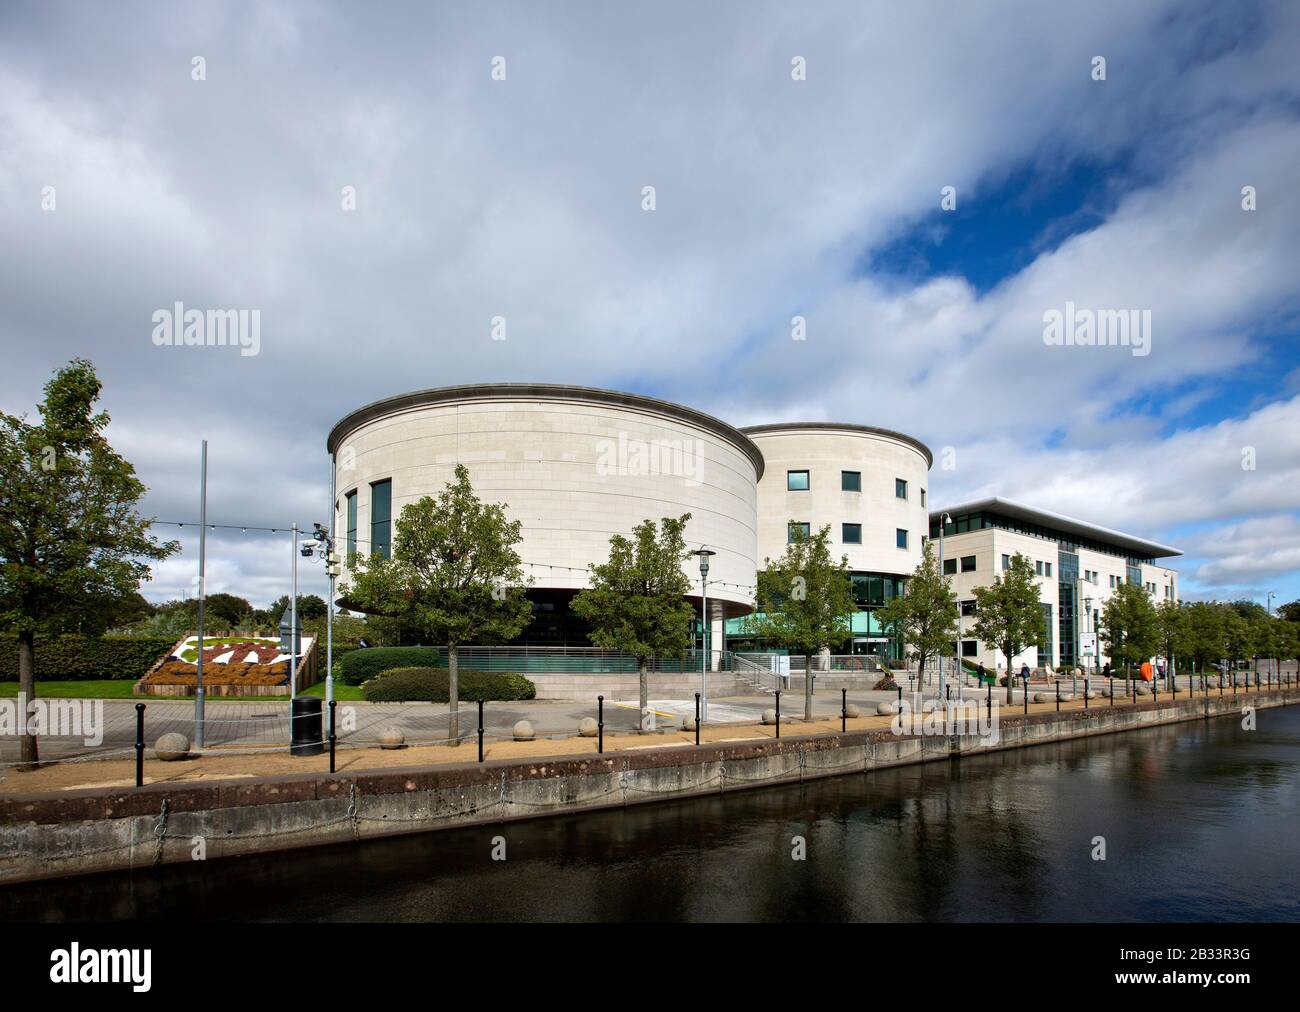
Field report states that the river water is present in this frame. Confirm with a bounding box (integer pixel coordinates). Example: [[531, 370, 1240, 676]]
[[4, 706, 1299, 922]]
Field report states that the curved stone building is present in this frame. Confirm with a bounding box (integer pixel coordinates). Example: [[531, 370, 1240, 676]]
[[736, 423, 933, 661], [327, 384, 764, 644]]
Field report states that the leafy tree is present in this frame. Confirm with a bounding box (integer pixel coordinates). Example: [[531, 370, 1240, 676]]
[[1155, 598, 1190, 679], [1184, 600, 1225, 673], [1277, 599, 1300, 624], [970, 553, 1043, 702], [1221, 607, 1253, 683], [0, 360, 178, 765], [570, 514, 695, 726], [1276, 619, 1300, 683], [753, 524, 855, 720], [269, 593, 327, 624], [875, 540, 958, 689], [1099, 581, 1160, 679], [342, 464, 532, 743]]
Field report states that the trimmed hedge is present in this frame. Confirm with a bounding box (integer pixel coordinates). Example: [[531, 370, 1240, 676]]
[[0, 635, 176, 681], [337, 647, 445, 686], [361, 666, 535, 703]]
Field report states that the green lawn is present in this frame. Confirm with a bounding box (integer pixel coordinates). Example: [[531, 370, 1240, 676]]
[[0, 680, 363, 701]]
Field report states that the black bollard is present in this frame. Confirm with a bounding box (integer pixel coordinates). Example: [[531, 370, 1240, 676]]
[[1023, 675, 1029, 714], [694, 692, 701, 746], [134, 702, 146, 788], [1110, 677, 1114, 706], [477, 698, 484, 763], [598, 695, 604, 754], [897, 685, 903, 710], [328, 699, 336, 773], [986, 679, 992, 720], [1085, 678, 1090, 710], [1056, 680, 1060, 712], [841, 687, 847, 733], [775, 689, 781, 739]]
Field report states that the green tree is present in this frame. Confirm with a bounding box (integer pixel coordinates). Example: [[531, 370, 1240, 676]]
[[1221, 606, 1253, 684], [1184, 600, 1225, 673], [970, 553, 1044, 702], [1099, 581, 1160, 680], [1277, 599, 1300, 624], [1155, 598, 1190, 681], [0, 360, 178, 765], [875, 540, 958, 689], [342, 464, 532, 743], [570, 514, 695, 726], [754, 524, 855, 720]]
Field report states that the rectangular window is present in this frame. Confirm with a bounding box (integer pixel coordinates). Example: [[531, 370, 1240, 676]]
[[841, 470, 861, 492], [1035, 560, 1044, 576], [920, 489, 927, 507], [1001, 553, 1010, 571], [1045, 562, 1053, 577], [370, 479, 392, 560], [788, 522, 810, 543], [895, 478, 908, 499], [842, 523, 862, 544], [961, 599, 977, 616], [943, 558, 957, 575], [961, 640, 978, 657], [960, 555, 976, 573], [345, 490, 358, 562], [896, 528, 908, 549], [787, 470, 809, 491]]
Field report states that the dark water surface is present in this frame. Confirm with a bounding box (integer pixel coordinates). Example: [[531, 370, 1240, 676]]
[[5, 708, 1299, 922]]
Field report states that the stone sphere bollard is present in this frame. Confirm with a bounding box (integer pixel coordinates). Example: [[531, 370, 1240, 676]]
[[1136, 683, 1152, 695], [513, 719, 535, 741], [378, 727, 405, 750], [578, 717, 598, 737], [845, 703, 861, 718], [1033, 691, 1050, 704], [1058, 693, 1075, 703], [153, 732, 190, 761], [681, 715, 697, 732], [761, 708, 777, 725], [1085, 690, 1098, 699], [876, 701, 895, 715]]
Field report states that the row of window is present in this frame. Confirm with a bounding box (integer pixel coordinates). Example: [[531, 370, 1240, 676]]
[[786, 470, 926, 505], [787, 523, 910, 549], [942, 555, 977, 574], [343, 479, 392, 561]]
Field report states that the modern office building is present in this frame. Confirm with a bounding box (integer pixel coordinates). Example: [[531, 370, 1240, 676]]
[[929, 498, 1181, 673], [326, 384, 1179, 667]]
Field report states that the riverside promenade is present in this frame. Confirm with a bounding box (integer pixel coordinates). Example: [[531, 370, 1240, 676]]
[[2, 682, 1297, 885]]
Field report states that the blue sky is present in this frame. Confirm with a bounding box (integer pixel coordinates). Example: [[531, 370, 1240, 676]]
[[1, 0, 1298, 609]]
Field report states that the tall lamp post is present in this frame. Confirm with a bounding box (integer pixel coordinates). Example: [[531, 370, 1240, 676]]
[[936, 512, 951, 701], [694, 547, 716, 721]]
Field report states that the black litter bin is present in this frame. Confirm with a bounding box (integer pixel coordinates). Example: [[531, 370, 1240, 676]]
[[290, 696, 324, 756]]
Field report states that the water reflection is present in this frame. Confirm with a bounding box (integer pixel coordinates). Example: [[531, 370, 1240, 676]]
[[3, 707, 1298, 922]]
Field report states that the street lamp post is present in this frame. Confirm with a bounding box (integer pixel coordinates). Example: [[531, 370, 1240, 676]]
[[694, 547, 716, 721]]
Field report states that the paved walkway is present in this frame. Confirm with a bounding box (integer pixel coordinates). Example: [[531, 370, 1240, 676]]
[[1, 672, 1291, 768]]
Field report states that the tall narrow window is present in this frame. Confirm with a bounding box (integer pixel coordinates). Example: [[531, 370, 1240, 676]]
[[345, 490, 358, 562], [370, 479, 392, 560], [896, 528, 909, 549], [895, 478, 908, 499], [920, 488, 926, 507]]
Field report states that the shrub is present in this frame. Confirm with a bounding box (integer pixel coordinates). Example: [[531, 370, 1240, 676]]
[[360, 666, 535, 703], [0, 635, 176, 681], [337, 647, 446, 685], [873, 675, 899, 691]]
